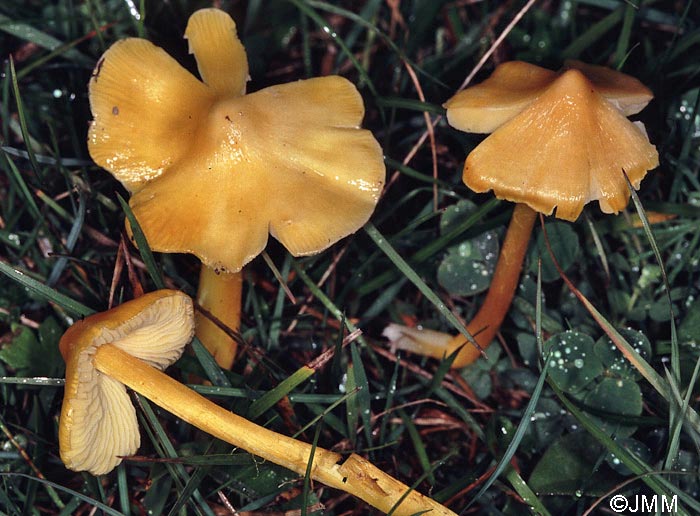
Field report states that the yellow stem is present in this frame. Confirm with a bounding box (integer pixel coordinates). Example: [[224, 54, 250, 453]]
[[195, 266, 242, 369], [94, 344, 456, 516], [449, 203, 537, 367]]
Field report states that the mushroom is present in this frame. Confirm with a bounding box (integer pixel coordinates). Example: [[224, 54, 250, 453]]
[[59, 290, 456, 516], [88, 8, 385, 369], [444, 60, 653, 134], [384, 61, 658, 368]]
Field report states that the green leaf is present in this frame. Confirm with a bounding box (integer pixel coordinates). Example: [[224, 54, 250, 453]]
[[583, 377, 643, 438], [458, 345, 501, 399], [679, 297, 700, 349], [0, 325, 39, 374], [0, 318, 63, 377], [544, 331, 604, 393], [437, 201, 499, 297], [529, 432, 608, 496], [521, 398, 567, 454], [437, 243, 494, 297], [594, 328, 652, 380]]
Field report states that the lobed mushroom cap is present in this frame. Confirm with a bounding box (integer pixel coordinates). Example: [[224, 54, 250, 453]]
[[462, 69, 659, 221], [444, 61, 557, 133], [444, 60, 654, 134], [59, 290, 194, 475], [88, 8, 385, 274]]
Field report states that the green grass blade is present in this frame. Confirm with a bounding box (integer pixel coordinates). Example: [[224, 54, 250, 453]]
[[613, 0, 637, 67], [0, 15, 91, 64], [190, 336, 231, 388], [2, 152, 42, 221], [0, 473, 118, 515], [0, 261, 94, 317], [290, 258, 365, 343], [664, 363, 700, 470], [288, 0, 379, 99], [247, 365, 315, 420], [117, 464, 131, 516], [301, 0, 448, 89], [377, 97, 445, 115], [385, 157, 449, 186], [359, 198, 500, 295], [301, 420, 324, 516], [466, 357, 551, 513], [364, 222, 479, 350], [387, 452, 456, 516], [9, 58, 42, 182], [350, 340, 373, 446], [166, 465, 211, 516], [47, 191, 85, 287], [136, 396, 214, 516], [562, 7, 624, 59], [504, 468, 551, 516], [16, 27, 108, 80], [117, 194, 165, 290], [626, 177, 680, 382], [541, 224, 700, 434], [553, 385, 699, 515], [399, 410, 435, 484]]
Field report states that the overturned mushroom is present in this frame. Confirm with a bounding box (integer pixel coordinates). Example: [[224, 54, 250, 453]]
[[385, 62, 658, 368], [88, 8, 385, 369], [58, 290, 455, 515]]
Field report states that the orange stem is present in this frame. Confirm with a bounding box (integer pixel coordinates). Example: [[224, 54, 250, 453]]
[[194, 266, 242, 369], [449, 203, 537, 367]]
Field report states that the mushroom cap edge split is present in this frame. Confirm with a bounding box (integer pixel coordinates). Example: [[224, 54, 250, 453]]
[[461, 68, 659, 221], [87, 8, 385, 274], [59, 290, 194, 475]]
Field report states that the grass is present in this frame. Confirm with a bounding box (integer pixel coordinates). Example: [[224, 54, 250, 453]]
[[1, 0, 700, 514]]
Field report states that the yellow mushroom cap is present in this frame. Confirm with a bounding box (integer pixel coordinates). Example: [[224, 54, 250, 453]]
[[563, 60, 653, 116], [444, 61, 557, 133], [462, 69, 659, 221], [59, 290, 194, 475], [88, 8, 385, 273], [444, 60, 654, 133]]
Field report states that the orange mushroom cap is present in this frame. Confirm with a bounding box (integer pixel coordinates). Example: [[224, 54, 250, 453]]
[[444, 61, 557, 133], [59, 290, 193, 474], [563, 60, 654, 116], [444, 60, 654, 134], [88, 8, 385, 273], [457, 68, 658, 221]]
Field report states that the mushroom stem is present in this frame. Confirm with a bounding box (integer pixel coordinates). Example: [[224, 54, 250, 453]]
[[387, 203, 537, 368], [195, 266, 242, 369], [93, 343, 456, 516], [449, 203, 537, 367]]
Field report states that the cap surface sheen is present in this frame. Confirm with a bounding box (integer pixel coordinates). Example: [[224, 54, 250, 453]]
[[461, 69, 658, 221], [88, 8, 385, 273]]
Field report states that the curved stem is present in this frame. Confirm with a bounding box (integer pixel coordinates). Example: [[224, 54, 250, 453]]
[[449, 203, 537, 367], [385, 203, 537, 369], [195, 266, 242, 369], [94, 344, 456, 516]]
